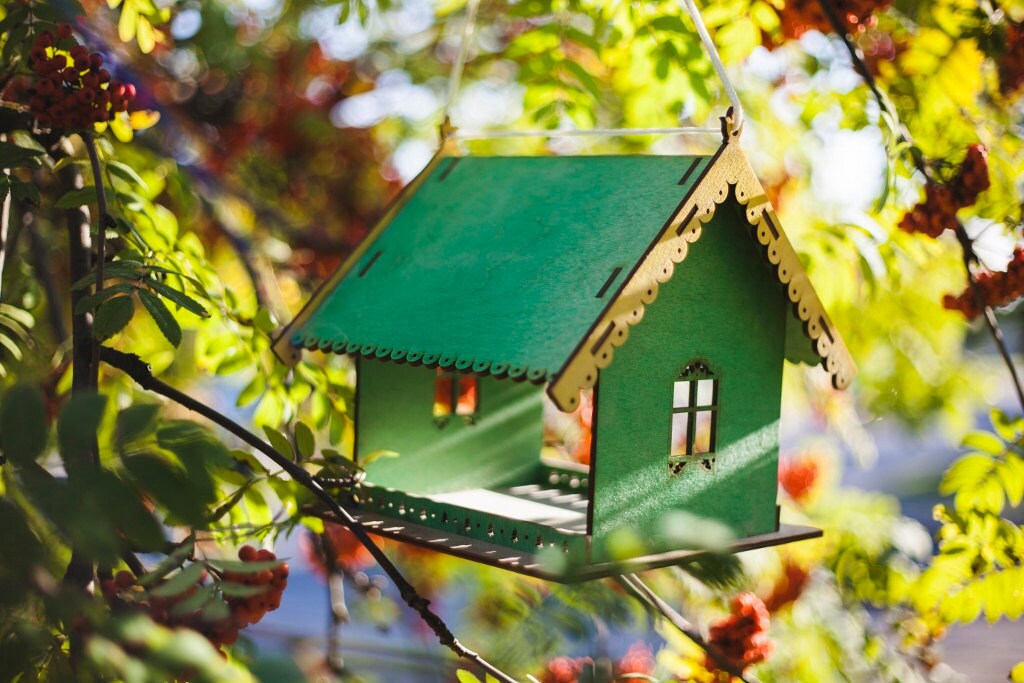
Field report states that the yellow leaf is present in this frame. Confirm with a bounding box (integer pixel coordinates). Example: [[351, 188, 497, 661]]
[[936, 39, 984, 109], [118, 0, 138, 42], [106, 0, 123, 8], [129, 110, 160, 131], [110, 112, 133, 143], [136, 16, 156, 54]]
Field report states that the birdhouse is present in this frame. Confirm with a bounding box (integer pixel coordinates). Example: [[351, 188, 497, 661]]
[[274, 115, 855, 581]]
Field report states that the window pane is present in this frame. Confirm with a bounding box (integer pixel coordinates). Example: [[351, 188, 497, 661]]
[[455, 376, 478, 416], [670, 412, 689, 456], [433, 372, 453, 418], [696, 379, 715, 407], [673, 381, 691, 408], [694, 410, 714, 454]]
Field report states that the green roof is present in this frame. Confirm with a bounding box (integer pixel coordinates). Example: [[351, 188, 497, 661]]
[[291, 154, 714, 381]]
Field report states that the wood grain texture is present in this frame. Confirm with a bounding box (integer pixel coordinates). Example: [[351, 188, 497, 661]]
[[356, 360, 544, 495], [589, 199, 786, 562], [548, 130, 856, 411], [287, 153, 712, 381]]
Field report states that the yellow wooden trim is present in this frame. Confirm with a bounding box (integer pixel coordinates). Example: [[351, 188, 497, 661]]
[[547, 133, 856, 412], [271, 140, 462, 364]]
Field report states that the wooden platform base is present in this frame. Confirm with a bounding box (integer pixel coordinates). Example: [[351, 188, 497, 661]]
[[353, 503, 822, 582]]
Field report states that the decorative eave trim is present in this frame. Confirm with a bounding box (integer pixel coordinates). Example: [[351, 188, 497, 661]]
[[270, 140, 462, 365], [547, 129, 856, 412], [289, 330, 554, 383]]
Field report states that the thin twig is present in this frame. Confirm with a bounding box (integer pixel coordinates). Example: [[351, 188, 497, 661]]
[[819, 0, 1024, 413], [0, 134, 11, 301], [98, 346, 520, 683], [615, 574, 756, 683], [320, 530, 348, 676], [83, 135, 108, 391]]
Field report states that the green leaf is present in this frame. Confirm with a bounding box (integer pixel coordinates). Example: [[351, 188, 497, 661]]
[[149, 562, 205, 598], [116, 403, 161, 445], [143, 279, 209, 317], [262, 426, 294, 461], [456, 671, 483, 683], [961, 431, 1005, 455], [253, 306, 276, 333], [55, 186, 98, 209], [10, 177, 40, 206], [204, 559, 282, 574], [0, 141, 44, 170], [215, 581, 268, 598], [136, 537, 194, 587], [93, 295, 136, 340], [106, 160, 149, 190], [294, 422, 315, 461], [236, 374, 266, 408], [169, 583, 217, 617], [74, 283, 137, 315], [138, 288, 182, 347], [0, 385, 48, 465], [361, 449, 399, 466]]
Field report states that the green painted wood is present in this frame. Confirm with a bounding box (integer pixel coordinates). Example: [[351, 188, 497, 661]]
[[590, 197, 787, 562], [356, 360, 544, 494], [294, 155, 713, 378]]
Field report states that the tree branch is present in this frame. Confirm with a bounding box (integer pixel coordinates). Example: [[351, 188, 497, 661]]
[[615, 574, 758, 683], [320, 529, 348, 676], [83, 134, 109, 391], [819, 0, 1024, 414], [98, 346, 520, 683], [0, 135, 11, 302]]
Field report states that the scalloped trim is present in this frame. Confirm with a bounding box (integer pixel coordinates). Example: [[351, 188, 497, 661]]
[[291, 331, 554, 383], [547, 138, 856, 412]]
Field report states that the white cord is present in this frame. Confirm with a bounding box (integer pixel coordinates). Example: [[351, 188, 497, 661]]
[[681, 0, 744, 132], [443, 0, 481, 124], [441, 0, 742, 140]]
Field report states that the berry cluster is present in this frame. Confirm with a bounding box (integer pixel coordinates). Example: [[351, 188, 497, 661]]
[[616, 642, 655, 677], [764, 561, 810, 613], [707, 593, 773, 673], [219, 545, 289, 647], [26, 24, 136, 130], [999, 22, 1024, 96], [778, 454, 820, 503], [898, 144, 990, 238], [943, 247, 1024, 320], [100, 546, 288, 652], [538, 656, 591, 683], [776, 0, 891, 41]]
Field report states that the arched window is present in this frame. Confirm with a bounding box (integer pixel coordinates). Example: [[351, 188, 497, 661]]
[[433, 368, 479, 427], [669, 361, 718, 474]]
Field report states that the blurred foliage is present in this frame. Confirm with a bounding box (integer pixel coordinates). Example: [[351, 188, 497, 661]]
[[0, 0, 1023, 680]]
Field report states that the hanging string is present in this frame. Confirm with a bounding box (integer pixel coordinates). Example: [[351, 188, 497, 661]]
[[680, 0, 744, 132], [441, 0, 481, 134], [441, 0, 743, 141]]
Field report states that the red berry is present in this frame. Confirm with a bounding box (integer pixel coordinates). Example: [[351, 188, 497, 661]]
[[238, 545, 258, 562], [114, 571, 135, 589], [57, 23, 73, 40]]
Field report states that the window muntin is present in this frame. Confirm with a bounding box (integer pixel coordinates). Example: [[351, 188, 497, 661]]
[[669, 361, 718, 473], [434, 369, 479, 426]]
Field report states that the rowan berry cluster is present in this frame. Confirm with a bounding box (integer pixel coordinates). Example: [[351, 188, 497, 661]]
[[26, 24, 136, 130], [538, 655, 590, 683], [898, 144, 990, 238], [777, 0, 890, 41], [778, 454, 820, 503], [616, 642, 655, 677], [998, 21, 1024, 95], [100, 546, 288, 652], [943, 247, 1024, 320], [764, 561, 810, 613], [707, 593, 773, 673]]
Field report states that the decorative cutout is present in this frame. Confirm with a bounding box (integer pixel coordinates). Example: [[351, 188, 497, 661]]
[[548, 121, 856, 412]]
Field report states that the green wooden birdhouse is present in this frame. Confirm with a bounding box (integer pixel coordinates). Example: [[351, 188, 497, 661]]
[[274, 117, 855, 581]]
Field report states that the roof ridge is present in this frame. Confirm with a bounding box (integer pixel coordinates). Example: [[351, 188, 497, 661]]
[[546, 139, 855, 412]]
